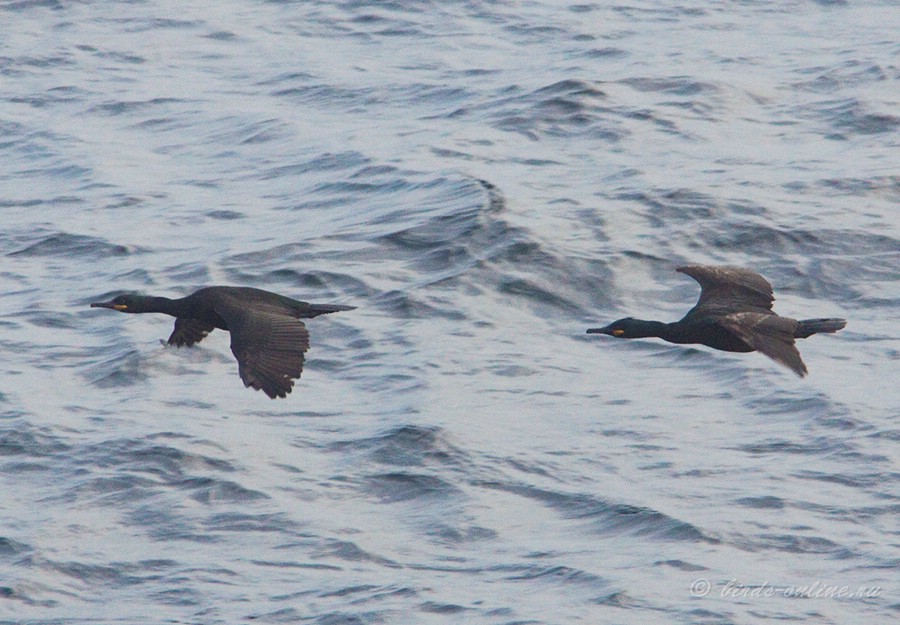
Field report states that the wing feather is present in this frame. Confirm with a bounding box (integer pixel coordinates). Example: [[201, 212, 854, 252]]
[[677, 265, 774, 314], [717, 312, 807, 376], [213, 300, 311, 398], [168, 318, 215, 347]]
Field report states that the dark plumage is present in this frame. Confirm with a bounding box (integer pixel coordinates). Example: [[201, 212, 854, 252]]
[[90, 286, 354, 398], [587, 265, 846, 376]]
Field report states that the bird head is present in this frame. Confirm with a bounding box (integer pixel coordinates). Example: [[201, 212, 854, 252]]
[[90, 294, 145, 313], [587, 317, 657, 338]]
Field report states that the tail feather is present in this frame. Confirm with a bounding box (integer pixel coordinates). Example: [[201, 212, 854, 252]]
[[795, 318, 846, 339]]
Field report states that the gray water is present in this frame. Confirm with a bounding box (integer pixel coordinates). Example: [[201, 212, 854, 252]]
[[1, 1, 898, 624]]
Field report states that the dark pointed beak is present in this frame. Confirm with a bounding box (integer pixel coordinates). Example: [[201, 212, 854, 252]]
[[90, 300, 123, 310], [586, 324, 614, 335]]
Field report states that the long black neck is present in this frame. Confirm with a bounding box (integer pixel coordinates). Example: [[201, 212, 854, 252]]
[[134, 295, 190, 317], [628, 319, 672, 339]]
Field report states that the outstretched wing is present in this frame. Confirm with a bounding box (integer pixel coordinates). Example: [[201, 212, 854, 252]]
[[677, 265, 775, 315], [215, 302, 310, 399], [168, 318, 215, 347], [717, 312, 807, 377]]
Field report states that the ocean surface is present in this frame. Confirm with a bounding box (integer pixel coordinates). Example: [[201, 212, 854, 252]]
[[1, 1, 897, 624]]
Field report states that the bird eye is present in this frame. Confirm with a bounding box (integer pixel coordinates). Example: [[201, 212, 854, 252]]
[[613, 329, 625, 336]]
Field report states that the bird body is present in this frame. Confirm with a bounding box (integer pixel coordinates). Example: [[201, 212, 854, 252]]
[[91, 286, 354, 398], [587, 265, 845, 376]]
